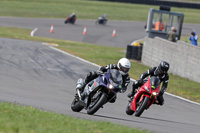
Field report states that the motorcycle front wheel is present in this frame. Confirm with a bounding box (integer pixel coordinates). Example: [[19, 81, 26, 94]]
[[135, 96, 150, 117], [71, 20, 75, 24], [87, 92, 107, 115], [102, 20, 107, 25], [71, 96, 84, 112]]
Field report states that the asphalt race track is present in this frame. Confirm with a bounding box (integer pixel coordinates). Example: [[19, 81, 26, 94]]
[[0, 17, 200, 48], [0, 17, 200, 133]]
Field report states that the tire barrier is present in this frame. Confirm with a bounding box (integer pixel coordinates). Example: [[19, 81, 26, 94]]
[[126, 43, 143, 60], [137, 43, 143, 60]]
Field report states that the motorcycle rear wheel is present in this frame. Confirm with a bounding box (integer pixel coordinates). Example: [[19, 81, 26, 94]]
[[126, 101, 134, 115], [64, 20, 68, 24], [135, 96, 150, 117], [71, 97, 84, 112], [87, 92, 107, 115]]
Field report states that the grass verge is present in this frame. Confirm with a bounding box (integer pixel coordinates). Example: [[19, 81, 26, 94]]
[[0, 0, 200, 24], [0, 103, 151, 133]]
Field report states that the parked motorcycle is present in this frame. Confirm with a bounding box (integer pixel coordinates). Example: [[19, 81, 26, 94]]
[[64, 16, 76, 24], [71, 69, 123, 115], [126, 76, 161, 117]]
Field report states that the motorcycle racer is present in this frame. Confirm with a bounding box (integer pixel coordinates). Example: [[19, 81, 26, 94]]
[[99, 14, 107, 22], [127, 61, 170, 105], [76, 58, 131, 102], [69, 12, 76, 20], [65, 12, 76, 24], [96, 14, 108, 25]]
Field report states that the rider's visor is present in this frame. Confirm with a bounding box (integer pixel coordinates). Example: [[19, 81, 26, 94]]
[[121, 67, 129, 73]]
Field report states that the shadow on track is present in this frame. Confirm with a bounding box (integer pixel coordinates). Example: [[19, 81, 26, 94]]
[[140, 116, 199, 127], [78, 112, 161, 126], [78, 112, 199, 128]]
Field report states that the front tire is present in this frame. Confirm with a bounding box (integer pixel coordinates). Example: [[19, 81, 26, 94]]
[[71, 97, 84, 112], [135, 96, 150, 117], [102, 20, 107, 25], [71, 21, 75, 24], [87, 92, 107, 115]]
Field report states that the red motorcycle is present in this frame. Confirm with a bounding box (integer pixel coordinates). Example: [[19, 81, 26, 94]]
[[64, 16, 76, 24], [126, 76, 161, 117]]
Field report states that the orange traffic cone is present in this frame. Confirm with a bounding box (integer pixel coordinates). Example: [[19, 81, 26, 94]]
[[50, 24, 54, 33], [112, 28, 116, 37], [83, 26, 87, 35]]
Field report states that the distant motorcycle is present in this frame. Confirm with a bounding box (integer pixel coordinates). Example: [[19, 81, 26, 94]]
[[126, 76, 161, 117], [71, 69, 123, 115], [95, 17, 107, 25], [64, 16, 76, 24]]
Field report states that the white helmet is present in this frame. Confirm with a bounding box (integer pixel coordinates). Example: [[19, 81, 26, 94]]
[[117, 58, 131, 75]]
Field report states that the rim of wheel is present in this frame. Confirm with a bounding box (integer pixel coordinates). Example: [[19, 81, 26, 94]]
[[88, 94, 101, 109]]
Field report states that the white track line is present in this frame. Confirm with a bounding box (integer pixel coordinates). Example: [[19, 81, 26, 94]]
[[31, 28, 38, 37], [50, 46, 99, 68], [49, 44, 200, 106], [165, 92, 200, 105]]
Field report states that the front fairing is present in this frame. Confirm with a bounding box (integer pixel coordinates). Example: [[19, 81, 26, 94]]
[[130, 76, 161, 111], [84, 69, 123, 96], [84, 69, 123, 107], [139, 76, 161, 96], [99, 69, 123, 92], [84, 78, 100, 95]]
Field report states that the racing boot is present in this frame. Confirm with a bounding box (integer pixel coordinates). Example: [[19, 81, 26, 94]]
[[128, 81, 141, 98], [127, 89, 138, 98], [76, 78, 88, 100], [76, 78, 85, 92], [127, 91, 135, 98]]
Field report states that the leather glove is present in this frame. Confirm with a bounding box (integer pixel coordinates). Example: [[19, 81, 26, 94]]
[[99, 66, 106, 72], [120, 88, 126, 93], [97, 70, 104, 75]]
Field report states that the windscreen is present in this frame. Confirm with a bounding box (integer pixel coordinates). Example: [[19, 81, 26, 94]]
[[109, 69, 123, 86], [150, 76, 161, 89]]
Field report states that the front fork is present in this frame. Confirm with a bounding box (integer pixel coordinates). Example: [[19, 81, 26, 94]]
[[77, 89, 82, 100]]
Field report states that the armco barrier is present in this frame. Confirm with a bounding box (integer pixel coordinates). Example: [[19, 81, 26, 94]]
[[142, 37, 200, 83]]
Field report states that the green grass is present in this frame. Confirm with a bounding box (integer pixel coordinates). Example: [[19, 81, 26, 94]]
[[1, 0, 200, 23], [0, 102, 151, 133]]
